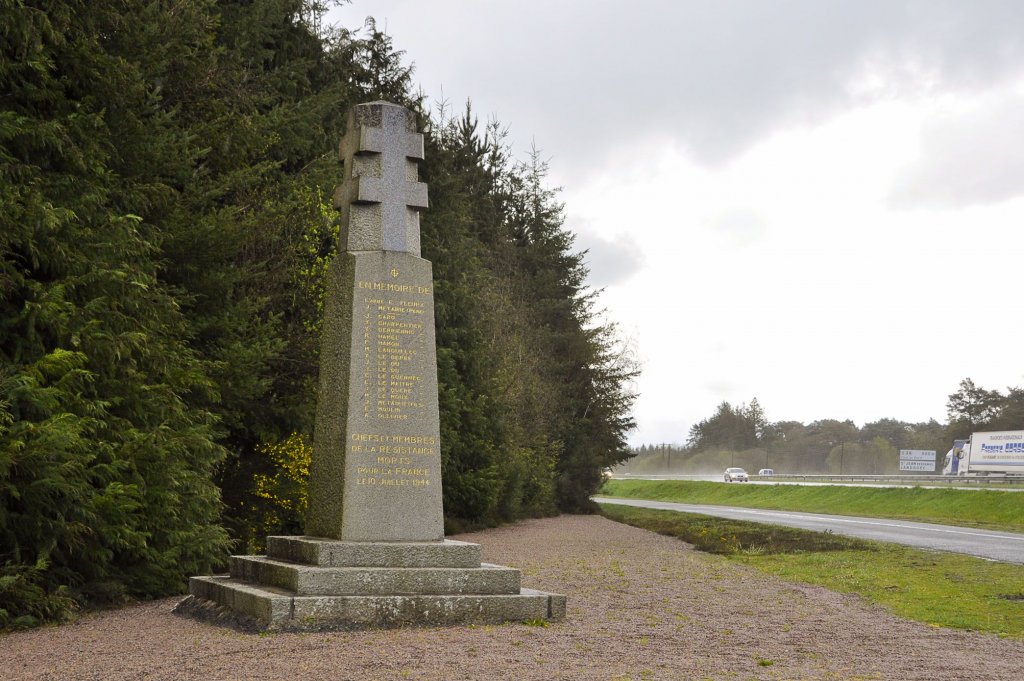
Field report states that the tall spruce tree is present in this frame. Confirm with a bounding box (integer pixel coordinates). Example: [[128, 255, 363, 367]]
[[422, 107, 637, 522], [509, 150, 637, 511]]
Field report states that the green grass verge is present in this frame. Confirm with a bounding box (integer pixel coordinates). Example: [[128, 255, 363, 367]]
[[600, 503, 1024, 639], [599, 479, 1024, 532]]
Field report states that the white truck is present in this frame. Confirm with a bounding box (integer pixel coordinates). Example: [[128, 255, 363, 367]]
[[942, 430, 1024, 476]]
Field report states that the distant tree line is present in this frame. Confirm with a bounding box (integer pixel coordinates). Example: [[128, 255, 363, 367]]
[[0, 0, 636, 629], [624, 379, 1023, 476]]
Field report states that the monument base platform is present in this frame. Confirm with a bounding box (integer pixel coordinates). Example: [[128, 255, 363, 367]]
[[176, 536, 565, 632]]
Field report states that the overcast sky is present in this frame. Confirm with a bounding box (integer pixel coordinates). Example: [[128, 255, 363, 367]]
[[330, 1, 1024, 445]]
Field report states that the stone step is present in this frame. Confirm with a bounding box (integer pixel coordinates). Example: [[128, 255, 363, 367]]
[[229, 555, 522, 596], [185, 575, 565, 631], [266, 536, 481, 568]]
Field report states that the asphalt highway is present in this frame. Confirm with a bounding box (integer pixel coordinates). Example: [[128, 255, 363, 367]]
[[613, 474, 1024, 491], [597, 496, 1024, 564]]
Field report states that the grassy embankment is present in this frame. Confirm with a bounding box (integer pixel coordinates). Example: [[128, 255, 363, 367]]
[[600, 479, 1024, 532], [601, 503, 1024, 639]]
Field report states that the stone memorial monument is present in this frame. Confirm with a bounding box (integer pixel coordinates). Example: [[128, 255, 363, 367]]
[[180, 101, 565, 631]]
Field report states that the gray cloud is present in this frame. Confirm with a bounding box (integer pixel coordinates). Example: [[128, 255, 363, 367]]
[[889, 93, 1024, 208], [573, 228, 645, 288], [335, 1, 1024, 177]]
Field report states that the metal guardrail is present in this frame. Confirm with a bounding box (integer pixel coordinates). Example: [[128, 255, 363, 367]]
[[757, 474, 1022, 485], [612, 473, 1024, 485]]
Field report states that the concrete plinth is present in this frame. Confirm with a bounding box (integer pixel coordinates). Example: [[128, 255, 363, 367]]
[[266, 536, 481, 568], [229, 556, 522, 596], [178, 538, 565, 632]]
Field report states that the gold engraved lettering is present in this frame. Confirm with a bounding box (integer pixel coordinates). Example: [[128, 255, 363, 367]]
[[349, 434, 437, 460], [357, 280, 432, 296], [357, 287, 433, 421], [350, 433, 437, 445], [376, 456, 413, 465], [394, 467, 428, 477]]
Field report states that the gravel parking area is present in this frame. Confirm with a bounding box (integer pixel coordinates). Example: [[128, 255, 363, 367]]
[[2, 514, 1021, 680]]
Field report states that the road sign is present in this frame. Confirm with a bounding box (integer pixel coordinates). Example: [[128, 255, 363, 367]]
[[899, 449, 936, 462], [900, 460, 935, 472]]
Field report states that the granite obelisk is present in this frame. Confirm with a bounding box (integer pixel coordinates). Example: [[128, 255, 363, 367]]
[[179, 102, 564, 631], [306, 101, 443, 542]]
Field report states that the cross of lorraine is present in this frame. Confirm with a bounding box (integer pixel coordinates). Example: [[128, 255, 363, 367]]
[[334, 101, 429, 255]]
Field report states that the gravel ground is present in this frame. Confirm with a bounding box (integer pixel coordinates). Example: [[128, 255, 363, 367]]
[[1, 514, 1022, 680]]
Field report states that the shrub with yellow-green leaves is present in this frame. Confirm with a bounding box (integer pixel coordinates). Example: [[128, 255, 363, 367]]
[[240, 434, 313, 552]]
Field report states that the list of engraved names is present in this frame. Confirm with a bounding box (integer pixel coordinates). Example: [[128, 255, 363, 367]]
[[354, 277, 435, 489], [358, 279, 431, 422]]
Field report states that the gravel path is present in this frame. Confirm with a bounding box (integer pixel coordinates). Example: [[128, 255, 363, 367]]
[[2, 515, 1022, 680]]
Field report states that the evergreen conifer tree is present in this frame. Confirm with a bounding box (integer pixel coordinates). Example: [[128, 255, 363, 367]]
[[1, 0, 229, 627]]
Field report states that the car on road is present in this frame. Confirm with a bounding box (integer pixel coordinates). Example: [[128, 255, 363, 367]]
[[724, 467, 749, 482], [758, 468, 774, 476]]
